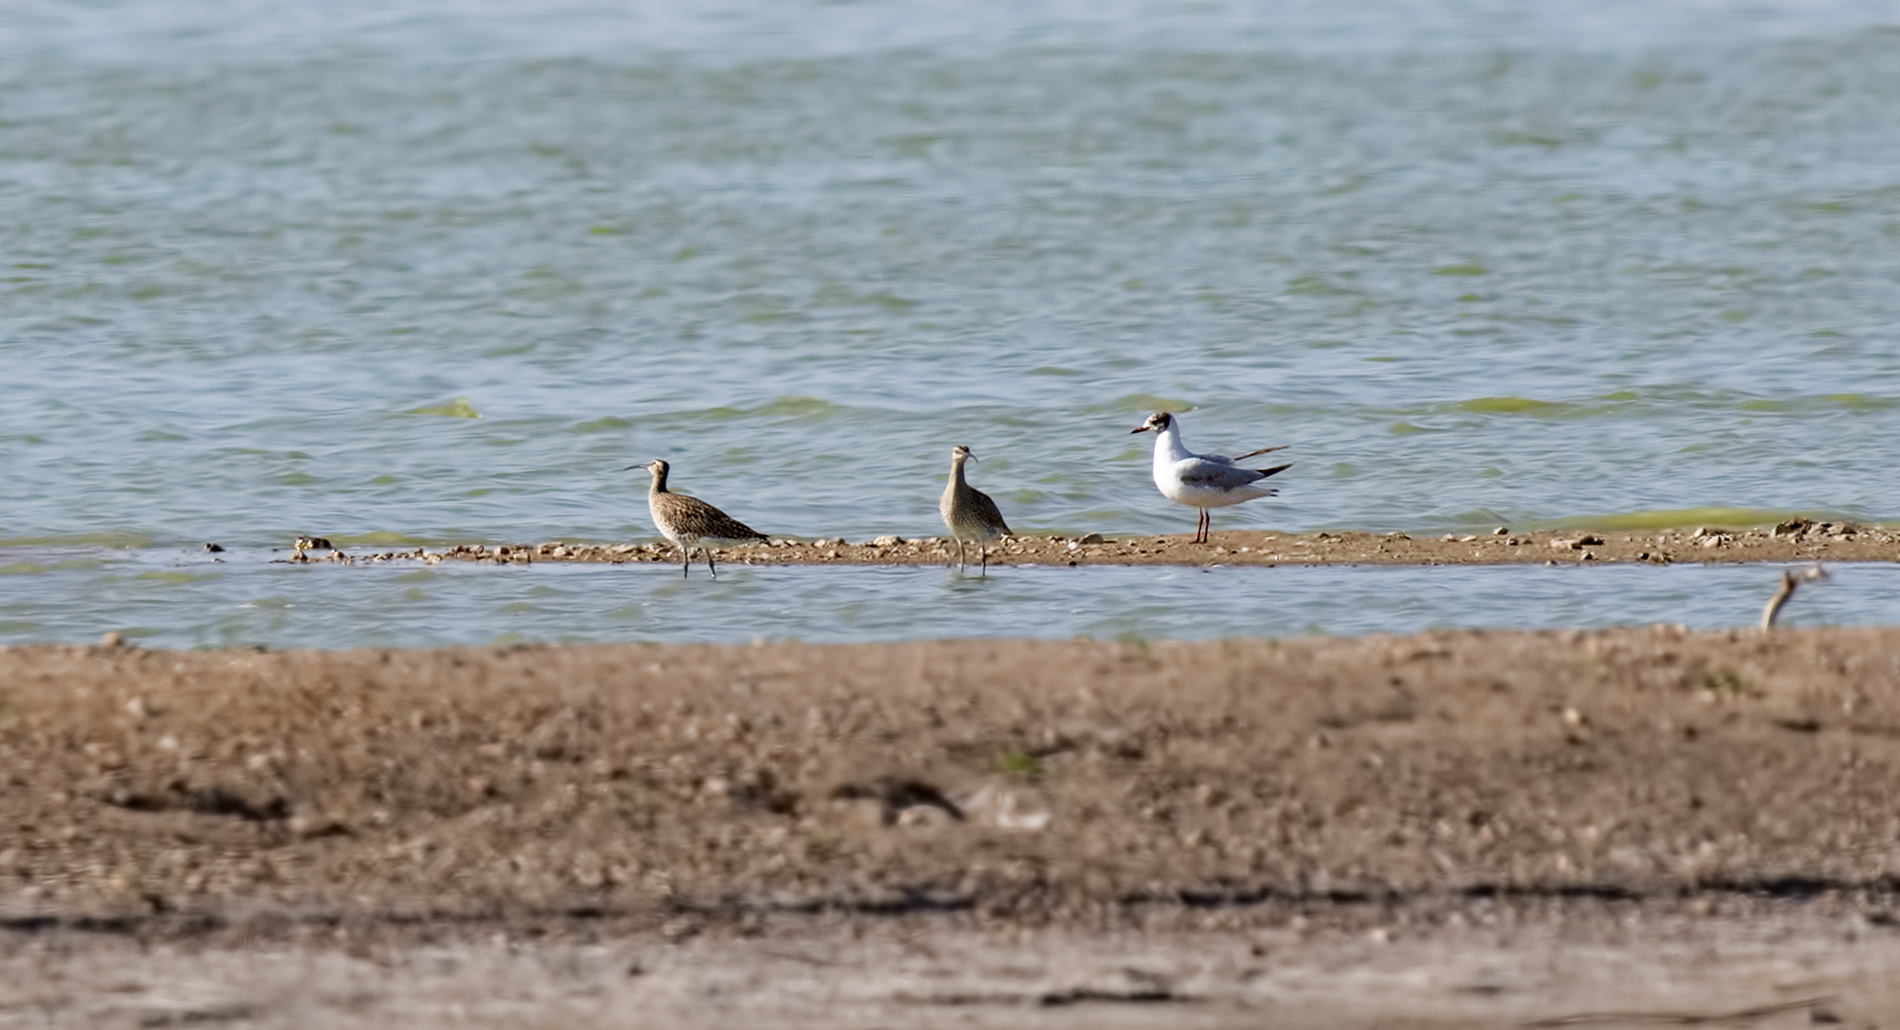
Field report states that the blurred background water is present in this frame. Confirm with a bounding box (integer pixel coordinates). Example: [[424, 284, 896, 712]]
[[1, 0, 1897, 644]]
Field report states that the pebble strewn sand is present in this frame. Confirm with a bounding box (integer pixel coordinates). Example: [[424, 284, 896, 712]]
[[5, 627, 1900, 1024], [6, 627, 1900, 1023], [303, 519, 1899, 568]]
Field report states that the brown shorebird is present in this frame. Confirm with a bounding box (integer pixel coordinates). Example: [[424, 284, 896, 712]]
[[632, 459, 766, 578], [939, 445, 1012, 575], [292, 536, 344, 561], [1131, 411, 1290, 544]]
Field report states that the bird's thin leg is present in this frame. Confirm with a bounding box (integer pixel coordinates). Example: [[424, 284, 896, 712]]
[[979, 543, 988, 577], [707, 548, 718, 579], [955, 538, 966, 573], [680, 543, 690, 578]]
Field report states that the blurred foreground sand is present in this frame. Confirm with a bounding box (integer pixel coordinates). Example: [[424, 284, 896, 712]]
[[3, 628, 1900, 1025]]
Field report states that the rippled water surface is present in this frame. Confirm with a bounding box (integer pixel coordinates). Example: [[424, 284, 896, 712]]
[[1, 548, 1893, 649], [2, 0, 1897, 643]]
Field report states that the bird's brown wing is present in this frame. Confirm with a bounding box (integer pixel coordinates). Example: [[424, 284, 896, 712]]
[[668, 494, 768, 540], [970, 488, 1012, 536]]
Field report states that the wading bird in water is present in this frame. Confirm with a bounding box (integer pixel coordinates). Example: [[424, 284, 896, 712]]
[[632, 459, 767, 578], [939, 445, 1012, 575]]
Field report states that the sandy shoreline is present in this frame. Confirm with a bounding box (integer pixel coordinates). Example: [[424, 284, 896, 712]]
[[311, 518, 1900, 568], [6, 628, 1900, 1023]]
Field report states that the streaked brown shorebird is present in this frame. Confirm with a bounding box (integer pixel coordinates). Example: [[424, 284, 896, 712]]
[[292, 535, 343, 561], [939, 445, 1012, 575], [632, 459, 767, 578]]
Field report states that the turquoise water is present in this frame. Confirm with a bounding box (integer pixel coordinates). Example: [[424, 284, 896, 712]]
[[2, 1, 1898, 643]]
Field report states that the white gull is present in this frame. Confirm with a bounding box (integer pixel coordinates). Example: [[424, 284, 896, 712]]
[[1130, 411, 1290, 544]]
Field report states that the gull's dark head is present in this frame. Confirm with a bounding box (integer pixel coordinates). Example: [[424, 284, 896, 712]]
[[1131, 412, 1174, 435]]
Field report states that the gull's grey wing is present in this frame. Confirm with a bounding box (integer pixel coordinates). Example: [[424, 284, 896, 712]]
[[1173, 456, 1279, 490], [1201, 444, 1289, 466]]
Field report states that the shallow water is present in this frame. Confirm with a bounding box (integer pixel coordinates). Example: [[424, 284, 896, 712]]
[[2, 1, 1898, 642], [0, 547, 1889, 649]]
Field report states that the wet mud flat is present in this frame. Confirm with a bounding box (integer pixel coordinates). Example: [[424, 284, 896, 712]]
[[5, 628, 1900, 1024], [322, 518, 1900, 568]]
